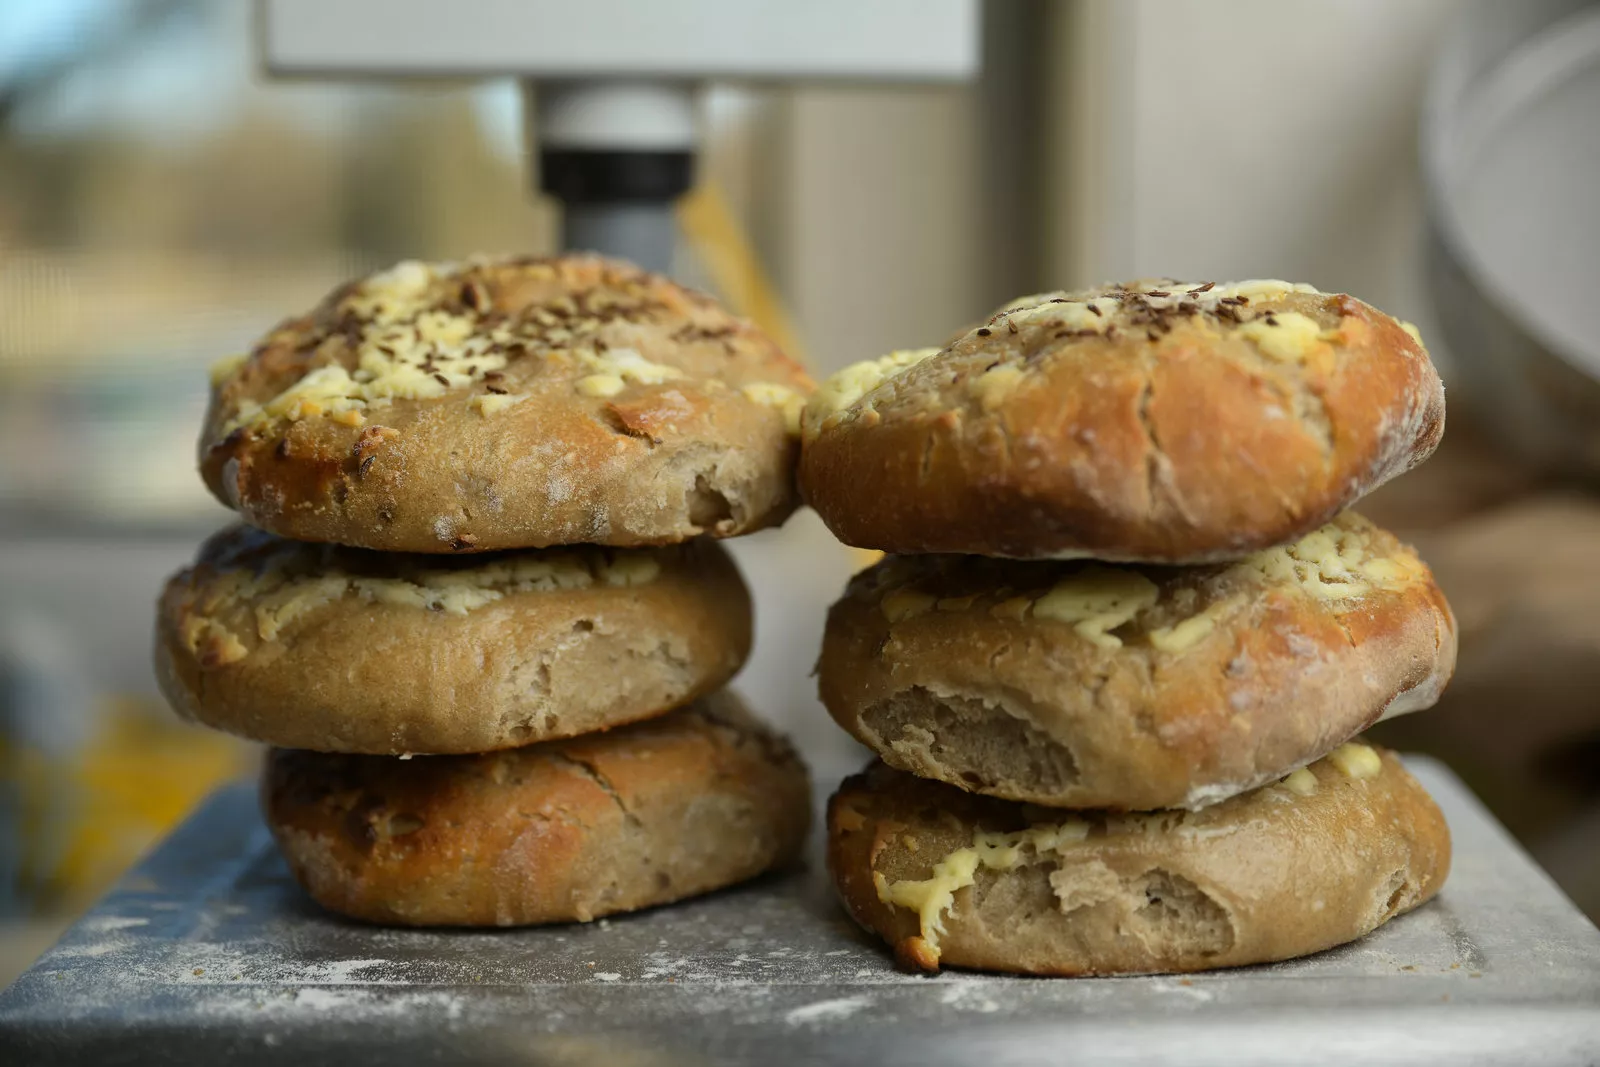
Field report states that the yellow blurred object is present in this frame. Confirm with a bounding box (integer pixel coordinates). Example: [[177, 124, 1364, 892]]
[[1, 695, 252, 915], [678, 182, 809, 368], [851, 548, 885, 572]]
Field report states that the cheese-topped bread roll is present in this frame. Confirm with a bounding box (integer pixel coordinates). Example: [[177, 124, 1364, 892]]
[[817, 512, 1455, 810], [828, 744, 1449, 975], [157, 524, 750, 754], [800, 280, 1443, 562], [202, 254, 812, 552]]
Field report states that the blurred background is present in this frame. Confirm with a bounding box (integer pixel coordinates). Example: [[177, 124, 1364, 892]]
[[1, 0, 1597, 984]]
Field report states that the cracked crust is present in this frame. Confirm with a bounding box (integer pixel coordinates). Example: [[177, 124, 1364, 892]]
[[264, 692, 812, 926], [799, 280, 1445, 562], [827, 749, 1450, 975], [156, 523, 751, 754], [817, 512, 1456, 810], [201, 254, 813, 552]]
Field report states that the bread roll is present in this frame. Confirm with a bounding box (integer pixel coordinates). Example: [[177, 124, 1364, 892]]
[[266, 693, 811, 926], [818, 513, 1455, 809], [800, 280, 1443, 562], [827, 744, 1449, 974], [202, 255, 812, 552], [157, 524, 750, 754]]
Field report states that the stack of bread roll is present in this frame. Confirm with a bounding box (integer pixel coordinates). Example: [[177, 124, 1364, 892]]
[[801, 280, 1458, 975], [156, 254, 814, 926]]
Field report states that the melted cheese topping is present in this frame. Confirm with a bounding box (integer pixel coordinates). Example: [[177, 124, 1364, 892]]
[[741, 382, 807, 435], [575, 375, 625, 398], [873, 819, 1090, 956], [470, 392, 530, 416], [797, 280, 1337, 440], [1169, 279, 1321, 304], [969, 363, 1027, 410], [1245, 522, 1423, 601], [1003, 298, 1111, 333], [996, 279, 1323, 330], [343, 259, 435, 322], [802, 348, 940, 436], [574, 347, 683, 398], [1146, 594, 1245, 654], [215, 259, 733, 435], [228, 364, 366, 429], [1032, 567, 1159, 649], [1280, 767, 1318, 796], [223, 261, 521, 432], [881, 588, 938, 623], [1236, 310, 1331, 362], [1327, 742, 1382, 779], [184, 548, 662, 661], [180, 617, 249, 666], [869, 519, 1420, 654], [253, 576, 350, 641]]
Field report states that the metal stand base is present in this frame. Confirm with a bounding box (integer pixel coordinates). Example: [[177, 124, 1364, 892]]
[[2, 757, 1597, 1065]]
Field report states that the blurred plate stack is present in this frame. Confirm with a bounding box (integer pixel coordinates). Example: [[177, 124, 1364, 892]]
[[1424, 0, 1600, 476]]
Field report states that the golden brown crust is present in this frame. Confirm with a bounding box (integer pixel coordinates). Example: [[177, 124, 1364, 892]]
[[800, 281, 1444, 562], [264, 692, 811, 926], [156, 524, 751, 754], [818, 512, 1456, 810], [201, 255, 813, 552], [827, 746, 1450, 975]]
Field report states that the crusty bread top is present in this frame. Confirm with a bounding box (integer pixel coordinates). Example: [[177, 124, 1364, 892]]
[[801, 279, 1445, 562], [200, 254, 813, 551], [805, 280, 1415, 433], [166, 521, 676, 671], [211, 254, 810, 443]]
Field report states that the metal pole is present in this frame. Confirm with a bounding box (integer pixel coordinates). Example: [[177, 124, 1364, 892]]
[[527, 80, 698, 273]]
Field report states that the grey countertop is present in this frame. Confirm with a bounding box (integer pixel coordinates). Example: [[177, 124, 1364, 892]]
[[2, 756, 1597, 1066]]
